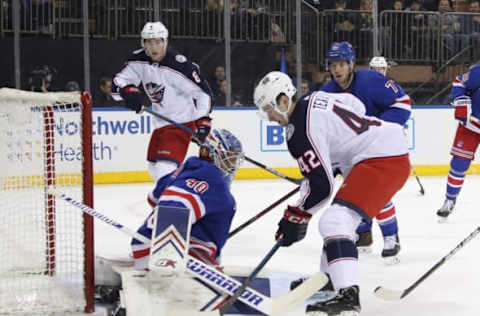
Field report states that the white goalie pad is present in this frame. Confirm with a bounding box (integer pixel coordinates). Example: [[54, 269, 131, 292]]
[[149, 205, 192, 276]]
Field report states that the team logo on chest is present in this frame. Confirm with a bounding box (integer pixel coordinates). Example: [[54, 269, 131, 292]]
[[286, 124, 295, 141], [145, 82, 166, 104]]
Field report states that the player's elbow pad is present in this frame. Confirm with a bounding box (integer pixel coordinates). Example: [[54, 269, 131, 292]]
[[380, 108, 411, 126]]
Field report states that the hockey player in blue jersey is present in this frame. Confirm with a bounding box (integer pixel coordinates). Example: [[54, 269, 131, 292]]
[[320, 42, 412, 263], [131, 129, 244, 269], [437, 64, 480, 220]]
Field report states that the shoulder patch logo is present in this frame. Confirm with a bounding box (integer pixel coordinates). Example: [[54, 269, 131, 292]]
[[286, 124, 295, 141], [176, 54, 187, 63]]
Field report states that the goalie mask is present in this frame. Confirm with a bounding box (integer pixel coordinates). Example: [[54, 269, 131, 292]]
[[200, 129, 244, 185], [253, 71, 297, 122], [369, 56, 388, 76]]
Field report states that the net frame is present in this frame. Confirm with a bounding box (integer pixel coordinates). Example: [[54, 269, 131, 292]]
[[0, 88, 94, 314]]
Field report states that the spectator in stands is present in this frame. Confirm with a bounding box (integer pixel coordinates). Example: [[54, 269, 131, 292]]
[[452, 0, 470, 12], [93, 77, 118, 107], [356, 0, 374, 58], [325, 0, 356, 44], [405, 1, 429, 59], [459, 0, 480, 60], [429, 0, 462, 59], [300, 79, 311, 95], [22, 0, 53, 35], [28, 65, 56, 92], [65, 81, 80, 91], [214, 79, 243, 107], [210, 65, 226, 96]]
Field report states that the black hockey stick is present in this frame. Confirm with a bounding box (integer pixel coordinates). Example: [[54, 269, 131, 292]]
[[374, 226, 480, 301], [228, 186, 300, 239], [144, 107, 302, 185], [411, 167, 425, 195], [219, 238, 283, 315]]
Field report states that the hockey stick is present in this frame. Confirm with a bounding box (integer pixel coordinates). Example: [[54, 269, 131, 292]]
[[219, 239, 283, 315], [411, 167, 425, 195], [228, 186, 300, 239], [51, 188, 328, 314], [143, 107, 302, 185], [374, 226, 480, 301]]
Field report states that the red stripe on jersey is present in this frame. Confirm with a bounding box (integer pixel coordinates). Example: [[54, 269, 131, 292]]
[[132, 248, 150, 259], [162, 189, 202, 220]]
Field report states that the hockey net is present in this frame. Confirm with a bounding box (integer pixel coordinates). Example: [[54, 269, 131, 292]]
[[0, 88, 94, 314]]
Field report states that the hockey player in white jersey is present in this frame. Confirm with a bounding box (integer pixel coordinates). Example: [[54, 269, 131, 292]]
[[254, 72, 410, 315], [112, 21, 213, 182]]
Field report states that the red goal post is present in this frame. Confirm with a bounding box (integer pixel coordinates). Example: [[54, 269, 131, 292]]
[[0, 88, 94, 313]]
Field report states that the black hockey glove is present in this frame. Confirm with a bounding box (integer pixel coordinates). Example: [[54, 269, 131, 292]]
[[120, 85, 143, 113], [194, 116, 212, 144], [275, 206, 312, 247]]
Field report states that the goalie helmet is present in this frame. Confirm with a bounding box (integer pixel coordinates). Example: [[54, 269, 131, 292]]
[[201, 129, 244, 185], [326, 42, 356, 71], [369, 56, 388, 76], [141, 22, 168, 47], [253, 71, 297, 121]]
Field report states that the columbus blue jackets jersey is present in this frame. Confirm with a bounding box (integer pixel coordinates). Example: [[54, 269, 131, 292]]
[[321, 69, 411, 126], [112, 48, 212, 129], [132, 157, 236, 262], [286, 91, 408, 215], [451, 63, 480, 121]]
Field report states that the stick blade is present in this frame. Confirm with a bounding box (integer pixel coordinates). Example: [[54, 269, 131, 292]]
[[272, 272, 329, 314], [373, 286, 404, 301]]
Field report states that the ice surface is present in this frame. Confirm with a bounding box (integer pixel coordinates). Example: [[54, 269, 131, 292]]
[[94, 175, 480, 316]]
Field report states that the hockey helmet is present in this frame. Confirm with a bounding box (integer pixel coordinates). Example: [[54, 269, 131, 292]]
[[326, 42, 356, 71], [253, 71, 297, 121], [202, 129, 244, 184], [141, 22, 168, 47], [369, 56, 388, 76]]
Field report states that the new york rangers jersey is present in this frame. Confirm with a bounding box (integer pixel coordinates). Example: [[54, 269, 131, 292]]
[[287, 91, 408, 215], [321, 69, 411, 126], [112, 48, 213, 129], [132, 157, 236, 264], [451, 64, 480, 121]]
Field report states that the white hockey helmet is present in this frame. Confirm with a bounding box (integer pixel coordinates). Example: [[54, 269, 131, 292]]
[[253, 71, 297, 120], [141, 22, 168, 47], [369, 56, 388, 75]]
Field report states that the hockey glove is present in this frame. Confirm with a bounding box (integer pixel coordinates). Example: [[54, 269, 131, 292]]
[[275, 206, 312, 247], [194, 116, 212, 144], [453, 95, 471, 125], [120, 85, 143, 113]]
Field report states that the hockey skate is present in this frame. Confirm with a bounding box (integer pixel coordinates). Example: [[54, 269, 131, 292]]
[[437, 199, 455, 222], [381, 233, 400, 265], [290, 274, 336, 302], [306, 285, 360, 316], [355, 231, 373, 254]]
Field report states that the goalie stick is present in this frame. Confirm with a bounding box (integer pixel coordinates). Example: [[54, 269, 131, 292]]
[[374, 226, 480, 301], [51, 189, 328, 314], [219, 239, 283, 315], [143, 107, 302, 185]]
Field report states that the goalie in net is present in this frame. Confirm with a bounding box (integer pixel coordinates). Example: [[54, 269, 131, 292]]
[[132, 128, 244, 269]]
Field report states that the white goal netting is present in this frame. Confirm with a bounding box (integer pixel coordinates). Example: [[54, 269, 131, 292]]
[[0, 88, 94, 314]]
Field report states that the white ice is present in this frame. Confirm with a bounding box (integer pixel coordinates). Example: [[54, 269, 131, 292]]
[[94, 175, 480, 316]]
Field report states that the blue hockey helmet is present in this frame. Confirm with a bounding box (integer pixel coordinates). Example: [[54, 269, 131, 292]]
[[203, 129, 244, 184], [326, 42, 356, 71]]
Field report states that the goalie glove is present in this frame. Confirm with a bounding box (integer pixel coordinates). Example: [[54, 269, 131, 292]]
[[194, 116, 212, 144], [120, 85, 143, 113], [453, 95, 471, 125], [275, 206, 312, 247]]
